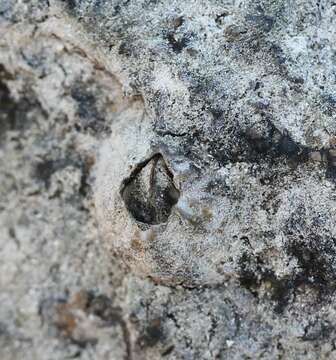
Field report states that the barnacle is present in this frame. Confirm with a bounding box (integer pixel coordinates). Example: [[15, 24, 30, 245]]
[[121, 154, 180, 225]]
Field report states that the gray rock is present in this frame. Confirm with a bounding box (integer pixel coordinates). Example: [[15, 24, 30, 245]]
[[1, 0, 336, 359]]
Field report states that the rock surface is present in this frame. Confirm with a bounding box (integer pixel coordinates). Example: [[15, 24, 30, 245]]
[[1, 0, 336, 359]]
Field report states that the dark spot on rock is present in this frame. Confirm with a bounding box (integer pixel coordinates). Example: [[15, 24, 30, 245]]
[[34, 159, 58, 188], [34, 158, 74, 189], [62, 0, 77, 11], [215, 12, 229, 25], [321, 94, 336, 116], [287, 235, 336, 291], [118, 41, 133, 57], [224, 25, 248, 42], [302, 320, 332, 341], [265, 272, 292, 314], [39, 291, 131, 358], [78, 155, 94, 197], [0, 322, 8, 337], [0, 66, 36, 139], [139, 318, 164, 347], [209, 107, 223, 120], [0, 64, 13, 80], [281, 208, 336, 297], [238, 252, 260, 296], [246, 13, 276, 32], [269, 43, 286, 65], [34, 153, 93, 201], [86, 294, 131, 360], [0, 79, 15, 142], [244, 124, 274, 156], [38, 295, 68, 328], [1, 69, 45, 143], [326, 149, 336, 182], [112, 4, 121, 16], [167, 33, 189, 53], [277, 131, 301, 157], [121, 154, 180, 225], [238, 252, 293, 313], [244, 123, 309, 164], [292, 77, 304, 85], [254, 80, 262, 91], [326, 165, 336, 182], [71, 83, 108, 134], [205, 177, 230, 197], [87, 294, 122, 325], [141, 0, 159, 8], [172, 16, 184, 29], [162, 345, 175, 356]]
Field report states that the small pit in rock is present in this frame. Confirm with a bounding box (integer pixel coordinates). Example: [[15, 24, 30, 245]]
[[121, 154, 180, 225]]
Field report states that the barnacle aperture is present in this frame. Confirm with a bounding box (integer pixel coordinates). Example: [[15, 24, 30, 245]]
[[121, 154, 180, 225]]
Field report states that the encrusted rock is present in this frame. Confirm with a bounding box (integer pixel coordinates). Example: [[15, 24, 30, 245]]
[[2, 0, 336, 359]]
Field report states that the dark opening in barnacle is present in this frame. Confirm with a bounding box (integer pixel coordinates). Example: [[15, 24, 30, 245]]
[[121, 154, 180, 225]]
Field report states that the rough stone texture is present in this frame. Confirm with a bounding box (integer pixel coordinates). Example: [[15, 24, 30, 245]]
[[2, 0, 336, 359]]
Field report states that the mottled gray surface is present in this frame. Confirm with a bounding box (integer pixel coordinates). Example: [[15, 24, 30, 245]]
[[1, 0, 336, 359]]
